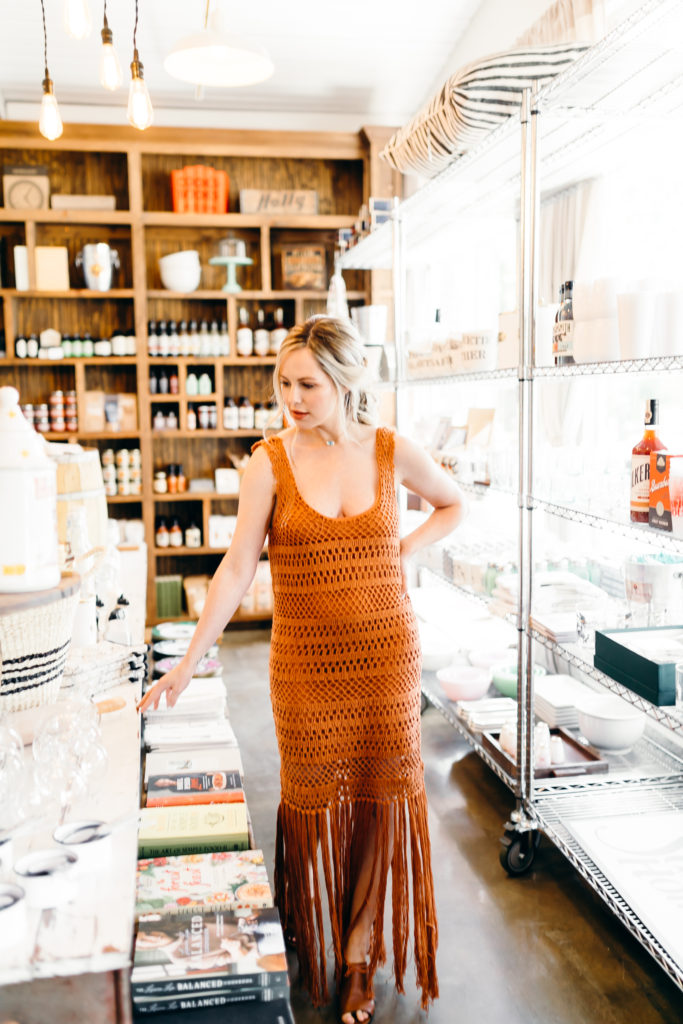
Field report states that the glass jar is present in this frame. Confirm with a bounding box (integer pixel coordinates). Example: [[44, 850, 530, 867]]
[[153, 471, 168, 494], [185, 523, 201, 548], [153, 410, 166, 431], [169, 518, 183, 547], [166, 410, 178, 431]]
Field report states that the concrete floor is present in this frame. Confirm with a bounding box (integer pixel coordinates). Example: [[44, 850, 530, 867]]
[[223, 630, 683, 1024]]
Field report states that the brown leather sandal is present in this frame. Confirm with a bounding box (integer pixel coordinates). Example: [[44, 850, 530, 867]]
[[339, 961, 375, 1024]]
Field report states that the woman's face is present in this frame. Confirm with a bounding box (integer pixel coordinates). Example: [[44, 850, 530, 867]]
[[279, 347, 340, 433]]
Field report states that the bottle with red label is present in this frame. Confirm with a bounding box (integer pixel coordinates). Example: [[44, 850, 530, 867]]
[[630, 398, 666, 523]]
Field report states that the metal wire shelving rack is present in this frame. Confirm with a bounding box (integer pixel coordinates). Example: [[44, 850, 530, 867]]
[[343, 0, 683, 993]]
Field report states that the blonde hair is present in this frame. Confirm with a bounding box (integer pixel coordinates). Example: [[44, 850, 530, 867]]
[[272, 315, 378, 428]]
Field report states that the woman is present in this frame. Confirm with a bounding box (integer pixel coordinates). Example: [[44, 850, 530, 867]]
[[140, 315, 466, 1023]]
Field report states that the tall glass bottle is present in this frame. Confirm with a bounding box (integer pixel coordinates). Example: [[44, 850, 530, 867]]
[[631, 398, 667, 523], [552, 281, 574, 366]]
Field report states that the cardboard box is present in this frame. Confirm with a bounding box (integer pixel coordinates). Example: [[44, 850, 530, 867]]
[[51, 194, 116, 210], [649, 452, 683, 535], [35, 246, 70, 291], [278, 245, 327, 290], [240, 188, 318, 215], [594, 625, 683, 705], [82, 390, 106, 432]]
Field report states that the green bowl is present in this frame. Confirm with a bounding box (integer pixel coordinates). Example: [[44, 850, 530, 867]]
[[491, 662, 546, 698]]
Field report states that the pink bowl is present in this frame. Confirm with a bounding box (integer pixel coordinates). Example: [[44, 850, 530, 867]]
[[436, 665, 492, 702]]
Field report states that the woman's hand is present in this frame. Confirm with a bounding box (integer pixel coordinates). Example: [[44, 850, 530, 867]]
[[137, 659, 194, 713]]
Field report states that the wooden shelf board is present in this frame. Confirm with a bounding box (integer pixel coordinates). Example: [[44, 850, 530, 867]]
[[0, 357, 138, 366], [106, 494, 143, 503], [153, 492, 239, 502], [0, 288, 135, 299], [44, 430, 141, 440], [142, 212, 357, 229], [0, 208, 133, 224], [147, 356, 276, 366], [146, 289, 367, 301], [151, 428, 262, 438]]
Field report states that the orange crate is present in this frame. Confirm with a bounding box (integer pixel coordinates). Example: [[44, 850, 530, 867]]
[[171, 165, 229, 214]]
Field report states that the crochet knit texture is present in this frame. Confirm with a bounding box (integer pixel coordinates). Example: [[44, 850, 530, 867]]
[[253, 427, 438, 1008]]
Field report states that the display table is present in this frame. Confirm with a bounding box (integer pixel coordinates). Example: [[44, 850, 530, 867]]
[[0, 680, 141, 1024]]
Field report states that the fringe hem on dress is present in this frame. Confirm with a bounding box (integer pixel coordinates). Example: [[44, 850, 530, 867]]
[[274, 792, 439, 1010]]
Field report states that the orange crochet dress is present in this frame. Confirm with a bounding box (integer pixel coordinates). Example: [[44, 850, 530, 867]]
[[253, 427, 438, 1008]]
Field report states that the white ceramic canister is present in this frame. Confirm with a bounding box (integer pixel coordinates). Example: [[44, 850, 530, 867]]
[[13, 848, 78, 908], [0, 386, 60, 592], [53, 819, 113, 873]]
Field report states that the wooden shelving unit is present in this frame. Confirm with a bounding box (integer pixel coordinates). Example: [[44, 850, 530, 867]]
[[0, 121, 399, 622]]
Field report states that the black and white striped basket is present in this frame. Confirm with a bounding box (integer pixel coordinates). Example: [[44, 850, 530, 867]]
[[381, 43, 588, 178], [0, 585, 80, 713]]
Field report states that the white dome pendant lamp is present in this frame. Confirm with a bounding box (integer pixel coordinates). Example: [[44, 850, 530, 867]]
[[164, 2, 274, 88]]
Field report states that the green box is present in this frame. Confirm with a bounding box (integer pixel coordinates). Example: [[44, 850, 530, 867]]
[[154, 574, 183, 619], [594, 625, 683, 706]]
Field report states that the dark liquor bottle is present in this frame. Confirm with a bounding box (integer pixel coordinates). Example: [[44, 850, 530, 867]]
[[553, 281, 574, 366]]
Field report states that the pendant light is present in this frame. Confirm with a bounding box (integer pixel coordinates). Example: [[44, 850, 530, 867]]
[[39, 0, 63, 141], [99, 1, 122, 91], [64, 0, 92, 40], [164, 1, 274, 88], [127, 0, 153, 131]]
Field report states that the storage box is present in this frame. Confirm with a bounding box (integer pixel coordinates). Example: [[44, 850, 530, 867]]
[[35, 246, 70, 291], [277, 245, 327, 290], [171, 165, 228, 214], [82, 390, 106, 432], [155, 575, 184, 619], [594, 625, 683, 705], [103, 394, 138, 432], [649, 452, 683, 534]]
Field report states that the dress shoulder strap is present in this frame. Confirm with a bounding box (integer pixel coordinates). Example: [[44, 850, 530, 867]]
[[376, 426, 396, 478], [250, 434, 292, 490]]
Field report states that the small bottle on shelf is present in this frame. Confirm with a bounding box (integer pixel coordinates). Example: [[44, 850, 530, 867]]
[[552, 281, 574, 366], [189, 320, 200, 356], [254, 402, 269, 430], [155, 517, 169, 547], [15, 335, 27, 359], [269, 307, 288, 354], [187, 405, 197, 431], [176, 463, 186, 493], [238, 396, 255, 429], [27, 333, 39, 359], [158, 370, 169, 395], [168, 320, 180, 357], [630, 398, 667, 523], [82, 332, 94, 358], [71, 334, 83, 358], [166, 409, 178, 431], [179, 320, 191, 357], [219, 320, 230, 356], [210, 320, 221, 356], [236, 307, 253, 356], [153, 470, 167, 494], [149, 370, 158, 395], [198, 372, 212, 396], [61, 334, 72, 358], [223, 396, 239, 430], [254, 309, 270, 356], [169, 369, 179, 395], [186, 372, 198, 396], [199, 320, 211, 356], [167, 464, 178, 494], [158, 320, 170, 358], [185, 522, 202, 548], [147, 320, 158, 357]]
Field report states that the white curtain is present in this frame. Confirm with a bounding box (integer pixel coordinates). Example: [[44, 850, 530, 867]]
[[516, 0, 606, 46], [538, 177, 606, 307]]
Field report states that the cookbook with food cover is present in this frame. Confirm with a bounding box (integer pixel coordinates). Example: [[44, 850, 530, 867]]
[[144, 746, 244, 782], [138, 804, 249, 857], [136, 850, 273, 917], [132, 907, 288, 997], [131, 996, 295, 1023], [145, 770, 245, 807]]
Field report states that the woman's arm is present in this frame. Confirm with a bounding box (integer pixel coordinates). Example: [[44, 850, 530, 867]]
[[138, 446, 276, 711], [394, 433, 467, 591]]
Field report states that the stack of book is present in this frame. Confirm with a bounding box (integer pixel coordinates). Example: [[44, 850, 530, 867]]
[[135, 657, 292, 1021]]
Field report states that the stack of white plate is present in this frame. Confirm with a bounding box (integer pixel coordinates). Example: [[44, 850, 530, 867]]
[[455, 697, 518, 733], [534, 674, 594, 729]]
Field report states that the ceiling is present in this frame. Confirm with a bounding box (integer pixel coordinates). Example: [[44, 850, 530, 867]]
[[0, 0, 488, 133]]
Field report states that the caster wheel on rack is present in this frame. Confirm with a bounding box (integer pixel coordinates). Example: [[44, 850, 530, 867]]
[[499, 830, 538, 875]]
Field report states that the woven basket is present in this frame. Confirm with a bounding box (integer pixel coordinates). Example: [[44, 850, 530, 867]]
[[0, 583, 80, 713]]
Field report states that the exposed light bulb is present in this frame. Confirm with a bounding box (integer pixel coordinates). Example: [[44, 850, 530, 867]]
[[39, 78, 63, 141], [127, 58, 153, 131], [99, 25, 122, 90], [64, 0, 91, 39]]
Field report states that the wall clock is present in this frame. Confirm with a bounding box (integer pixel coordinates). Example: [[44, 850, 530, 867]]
[[2, 166, 50, 210]]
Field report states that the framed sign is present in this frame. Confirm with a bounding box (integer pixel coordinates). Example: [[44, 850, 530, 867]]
[[239, 189, 318, 215], [3, 164, 50, 210]]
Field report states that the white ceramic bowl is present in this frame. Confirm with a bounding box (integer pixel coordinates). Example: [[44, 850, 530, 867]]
[[159, 250, 201, 293], [577, 695, 645, 753], [436, 665, 492, 701], [491, 662, 546, 698]]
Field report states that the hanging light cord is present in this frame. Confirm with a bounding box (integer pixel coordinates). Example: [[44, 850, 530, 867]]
[[103, 0, 109, 32], [132, 0, 139, 60], [204, 0, 211, 30], [40, 0, 49, 79]]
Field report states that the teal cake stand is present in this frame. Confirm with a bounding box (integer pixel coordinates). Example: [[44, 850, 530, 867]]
[[208, 255, 253, 293]]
